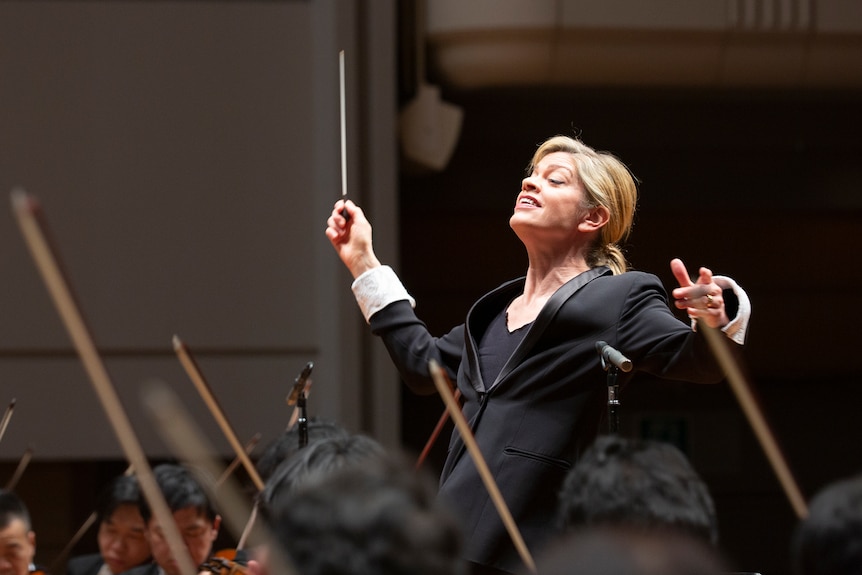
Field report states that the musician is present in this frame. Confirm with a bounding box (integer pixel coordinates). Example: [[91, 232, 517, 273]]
[[557, 435, 718, 545], [0, 490, 37, 575], [325, 134, 752, 574], [258, 433, 386, 508], [791, 472, 862, 575], [251, 454, 464, 575], [66, 475, 151, 575], [123, 465, 221, 575]]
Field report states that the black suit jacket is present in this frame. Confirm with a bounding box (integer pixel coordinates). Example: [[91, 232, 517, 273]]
[[121, 563, 159, 575], [370, 268, 733, 573], [66, 555, 104, 575], [121, 549, 245, 575]]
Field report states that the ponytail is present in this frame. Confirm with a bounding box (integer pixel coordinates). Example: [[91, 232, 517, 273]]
[[588, 243, 628, 276]]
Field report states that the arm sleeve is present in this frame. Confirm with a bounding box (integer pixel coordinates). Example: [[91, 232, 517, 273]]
[[350, 265, 463, 395], [712, 275, 751, 345]]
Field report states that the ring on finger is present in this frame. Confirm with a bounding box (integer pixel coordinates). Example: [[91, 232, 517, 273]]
[[705, 293, 714, 308]]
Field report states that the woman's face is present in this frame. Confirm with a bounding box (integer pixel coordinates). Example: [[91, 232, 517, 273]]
[[97, 504, 151, 574], [510, 151, 588, 243]]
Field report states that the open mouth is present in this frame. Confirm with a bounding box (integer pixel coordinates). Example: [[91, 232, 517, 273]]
[[517, 195, 541, 207]]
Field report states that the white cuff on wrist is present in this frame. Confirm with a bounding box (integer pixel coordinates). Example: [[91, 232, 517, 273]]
[[351, 265, 416, 323]]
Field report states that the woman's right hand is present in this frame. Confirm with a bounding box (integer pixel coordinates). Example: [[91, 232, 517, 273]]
[[325, 199, 381, 279]]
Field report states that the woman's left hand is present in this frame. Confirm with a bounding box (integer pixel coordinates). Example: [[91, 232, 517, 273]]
[[670, 258, 729, 329]]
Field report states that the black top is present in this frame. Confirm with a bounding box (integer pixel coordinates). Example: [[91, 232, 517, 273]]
[[65, 554, 104, 575], [478, 305, 530, 390]]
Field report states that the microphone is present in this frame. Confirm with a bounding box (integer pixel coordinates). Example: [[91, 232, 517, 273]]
[[595, 341, 633, 373], [287, 361, 314, 406]]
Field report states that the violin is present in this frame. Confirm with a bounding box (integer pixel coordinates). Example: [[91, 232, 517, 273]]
[[199, 549, 248, 575]]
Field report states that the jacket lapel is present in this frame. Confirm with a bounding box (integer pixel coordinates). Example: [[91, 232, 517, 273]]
[[490, 266, 611, 388]]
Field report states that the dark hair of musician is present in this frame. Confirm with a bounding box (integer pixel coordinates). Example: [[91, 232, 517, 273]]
[[258, 433, 386, 516], [264, 455, 465, 575], [558, 435, 719, 545], [95, 474, 141, 524], [791, 473, 862, 575], [256, 418, 351, 482], [0, 489, 31, 531], [138, 463, 217, 523]]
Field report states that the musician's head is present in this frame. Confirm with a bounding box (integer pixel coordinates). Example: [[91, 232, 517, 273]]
[[258, 433, 386, 515], [252, 454, 464, 575], [0, 490, 35, 575], [96, 474, 151, 574], [139, 464, 221, 575], [256, 418, 351, 482], [791, 473, 862, 575], [558, 435, 718, 545]]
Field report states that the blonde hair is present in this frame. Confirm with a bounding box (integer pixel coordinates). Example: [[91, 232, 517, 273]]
[[528, 135, 638, 275]]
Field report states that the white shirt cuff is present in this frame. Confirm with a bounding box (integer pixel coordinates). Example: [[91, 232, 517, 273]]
[[351, 265, 416, 323]]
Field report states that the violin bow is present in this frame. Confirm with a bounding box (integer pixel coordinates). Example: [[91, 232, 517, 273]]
[[414, 389, 461, 471], [234, 501, 257, 551], [51, 511, 97, 573], [141, 380, 296, 575], [11, 189, 199, 575], [0, 399, 17, 444], [216, 433, 260, 555], [219, 362, 316, 552], [4, 445, 33, 491], [172, 335, 266, 492], [216, 433, 262, 489], [215, 362, 315, 552], [699, 320, 808, 519], [428, 360, 537, 574]]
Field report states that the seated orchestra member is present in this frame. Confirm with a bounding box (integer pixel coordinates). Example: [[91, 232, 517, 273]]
[[66, 475, 151, 575], [545, 435, 749, 574], [557, 434, 719, 545], [258, 433, 386, 505], [247, 434, 391, 575], [0, 490, 38, 575], [251, 452, 465, 575], [123, 465, 222, 575], [791, 472, 862, 575]]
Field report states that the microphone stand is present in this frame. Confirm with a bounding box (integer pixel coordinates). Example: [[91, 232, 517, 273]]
[[603, 365, 621, 434], [297, 390, 309, 448], [596, 341, 631, 435]]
